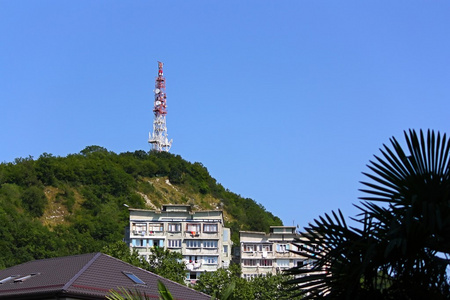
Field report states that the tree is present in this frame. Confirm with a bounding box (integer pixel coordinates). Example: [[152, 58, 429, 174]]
[[21, 185, 48, 217], [250, 273, 301, 300], [102, 241, 150, 270], [146, 246, 186, 284], [194, 264, 299, 300], [286, 129, 450, 299], [194, 265, 243, 298]]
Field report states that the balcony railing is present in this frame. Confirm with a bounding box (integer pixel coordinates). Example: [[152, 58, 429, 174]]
[[201, 232, 219, 238], [241, 251, 275, 258], [184, 232, 200, 238], [132, 230, 146, 236], [148, 231, 164, 236]]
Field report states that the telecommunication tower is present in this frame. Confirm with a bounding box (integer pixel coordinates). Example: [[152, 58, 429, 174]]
[[148, 61, 173, 152]]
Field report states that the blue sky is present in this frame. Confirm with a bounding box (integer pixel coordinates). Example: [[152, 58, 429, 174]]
[[1, 1, 450, 229]]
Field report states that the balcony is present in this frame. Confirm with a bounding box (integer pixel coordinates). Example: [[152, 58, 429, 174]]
[[148, 231, 164, 237], [135, 248, 150, 254], [185, 248, 202, 255], [201, 231, 219, 238], [132, 230, 146, 236], [241, 251, 274, 259], [259, 265, 274, 270], [184, 232, 200, 238], [186, 261, 202, 271], [201, 248, 219, 255], [241, 266, 258, 272], [166, 231, 182, 238], [274, 251, 298, 258], [201, 264, 219, 272]]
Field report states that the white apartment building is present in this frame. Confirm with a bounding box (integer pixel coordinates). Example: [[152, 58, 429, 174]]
[[128, 205, 232, 284], [240, 226, 313, 279]]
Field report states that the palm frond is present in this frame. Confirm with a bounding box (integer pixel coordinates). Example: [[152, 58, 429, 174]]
[[287, 130, 450, 298]]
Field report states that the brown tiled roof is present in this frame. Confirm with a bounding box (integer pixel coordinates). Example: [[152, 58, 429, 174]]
[[0, 253, 210, 300]]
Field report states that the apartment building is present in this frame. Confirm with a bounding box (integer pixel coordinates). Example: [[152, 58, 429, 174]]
[[128, 205, 232, 283], [240, 226, 313, 279]]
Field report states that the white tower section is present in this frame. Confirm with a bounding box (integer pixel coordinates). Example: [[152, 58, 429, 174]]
[[148, 62, 173, 152]]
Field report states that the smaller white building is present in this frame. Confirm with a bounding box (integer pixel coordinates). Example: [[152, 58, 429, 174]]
[[240, 226, 314, 279], [128, 205, 232, 284]]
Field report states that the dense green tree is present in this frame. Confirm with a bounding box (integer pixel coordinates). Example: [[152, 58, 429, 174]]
[[146, 246, 186, 284], [286, 129, 450, 299], [195, 264, 299, 300], [194, 265, 241, 298], [21, 185, 48, 217]]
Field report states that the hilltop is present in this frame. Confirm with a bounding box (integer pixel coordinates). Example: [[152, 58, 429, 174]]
[[0, 146, 282, 269]]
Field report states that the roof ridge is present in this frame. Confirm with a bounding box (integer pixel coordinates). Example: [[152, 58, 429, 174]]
[[62, 252, 102, 291], [3, 252, 96, 269]]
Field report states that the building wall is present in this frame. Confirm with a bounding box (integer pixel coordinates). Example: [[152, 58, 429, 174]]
[[128, 205, 232, 283], [239, 226, 312, 279]]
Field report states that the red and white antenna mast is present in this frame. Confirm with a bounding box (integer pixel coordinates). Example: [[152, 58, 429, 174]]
[[148, 61, 172, 152]]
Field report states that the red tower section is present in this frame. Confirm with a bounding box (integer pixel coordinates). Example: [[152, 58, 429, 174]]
[[154, 61, 167, 116]]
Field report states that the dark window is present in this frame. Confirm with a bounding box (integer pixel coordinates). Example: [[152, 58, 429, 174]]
[[123, 272, 146, 284]]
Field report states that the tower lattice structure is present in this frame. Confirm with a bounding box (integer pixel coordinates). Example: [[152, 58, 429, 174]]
[[148, 61, 173, 152]]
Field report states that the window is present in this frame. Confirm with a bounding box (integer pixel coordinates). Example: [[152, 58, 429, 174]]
[[277, 259, 290, 268], [187, 256, 199, 263], [243, 259, 258, 266], [132, 239, 146, 247], [186, 223, 201, 233], [259, 259, 273, 267], [277, 244, 289, 253], [203, 223, 218, 232], [168, 239, 181, 248], [149, 223, 163, 232], [261, 244, 272, 252], [296, 260, 306, 268], [186, 240, 201, 248], [132, 223, 147, 235], [243, 244, 256, 252], [223, 245, 228, 253], [203, 256, 218, 264], [243, 274, 257, 280], [150, 239, 164, 248], [168, 223, 181, 232], [123, 272, 146, 285], [203, 240, 218, 248]]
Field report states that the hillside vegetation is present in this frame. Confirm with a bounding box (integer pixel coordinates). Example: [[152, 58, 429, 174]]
[[0, 146, 282, 269]]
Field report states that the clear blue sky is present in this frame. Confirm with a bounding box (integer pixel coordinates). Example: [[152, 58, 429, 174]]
[[1, 1, 450, 229]]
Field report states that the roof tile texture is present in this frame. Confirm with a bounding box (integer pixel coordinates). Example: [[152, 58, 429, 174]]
[[0, 253, 210, 300]]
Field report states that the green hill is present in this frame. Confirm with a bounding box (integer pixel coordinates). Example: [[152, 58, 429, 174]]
[[0, 146, 282, 269]]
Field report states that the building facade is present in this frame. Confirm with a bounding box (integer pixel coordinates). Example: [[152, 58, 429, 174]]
[[240, 226, 313, 279], [128, 205, 232, 283]]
